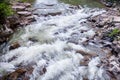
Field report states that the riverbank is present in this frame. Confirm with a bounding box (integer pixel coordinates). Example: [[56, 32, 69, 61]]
[[0, 1, 36, 44]]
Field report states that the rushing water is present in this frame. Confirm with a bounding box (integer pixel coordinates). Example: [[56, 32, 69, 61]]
[[0, 0, 111, 80]]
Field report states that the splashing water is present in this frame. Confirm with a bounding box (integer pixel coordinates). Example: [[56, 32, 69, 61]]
[[0, 0, 110, 80]]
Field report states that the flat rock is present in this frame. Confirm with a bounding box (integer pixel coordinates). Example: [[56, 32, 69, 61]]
[[17, 11, 32, 16], [12, 5, 25, 11]]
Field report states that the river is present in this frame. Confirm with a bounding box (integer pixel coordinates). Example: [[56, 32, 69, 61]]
[[0, 0, 112, 80]]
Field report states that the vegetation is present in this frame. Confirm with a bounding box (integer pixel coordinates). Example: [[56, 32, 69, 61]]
[[0, 0, 13, 25], [109, 28, 120, 37]]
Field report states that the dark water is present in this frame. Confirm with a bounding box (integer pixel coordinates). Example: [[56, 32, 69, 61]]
[[60, 0, 105, 8]]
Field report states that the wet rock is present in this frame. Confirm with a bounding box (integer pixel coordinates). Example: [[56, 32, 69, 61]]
[[9, 42, 20, 50], [26, 16, 36, 23], [45, 4, 55, 6], [43, 12, 62, 16], [76, 49, 97, 57], [28, 37, 38, 42], [80, 56, 90, 66], [19, 15, 36, 25], [2, 68, 26, 80], [40, 67, 47, 75]]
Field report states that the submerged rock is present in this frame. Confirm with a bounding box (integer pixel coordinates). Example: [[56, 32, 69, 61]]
[[9, 42, 20, 50], [2, 68, 26, 80]]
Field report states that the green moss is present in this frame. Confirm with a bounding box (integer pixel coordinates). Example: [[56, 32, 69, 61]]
[[0, 2, 13, 24], [0, 3, 13, 17], [109, 28, 120, 37]]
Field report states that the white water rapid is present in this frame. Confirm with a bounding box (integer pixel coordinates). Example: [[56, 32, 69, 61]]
[[0, 0, 111, 80]]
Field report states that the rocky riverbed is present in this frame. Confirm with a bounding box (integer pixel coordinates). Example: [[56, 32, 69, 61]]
[[0, 0, 120, 80]]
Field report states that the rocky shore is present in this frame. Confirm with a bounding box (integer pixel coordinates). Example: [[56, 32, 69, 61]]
[[88, 8, 120, 79], [0, 2, 36, 44]]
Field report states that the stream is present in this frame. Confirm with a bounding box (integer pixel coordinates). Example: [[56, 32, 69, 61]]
[[0, 0, 113, 80]]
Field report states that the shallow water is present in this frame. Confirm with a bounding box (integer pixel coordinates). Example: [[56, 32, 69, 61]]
[[0, 0, 111, 80]]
